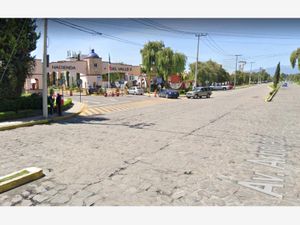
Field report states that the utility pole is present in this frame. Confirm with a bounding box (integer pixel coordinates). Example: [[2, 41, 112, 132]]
[[239, 60, 247, 84], [194, 33, 207, 88], [234, 54, 242, 88], [249, 62, 255, 85], [42, 18, 48, 118], [259, 67, 263, 84]]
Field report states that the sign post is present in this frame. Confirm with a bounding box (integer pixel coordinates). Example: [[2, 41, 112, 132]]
[[77, 79, 83, 102]]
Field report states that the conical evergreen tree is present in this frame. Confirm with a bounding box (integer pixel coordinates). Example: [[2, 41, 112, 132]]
[[273, 62, 280, 88]]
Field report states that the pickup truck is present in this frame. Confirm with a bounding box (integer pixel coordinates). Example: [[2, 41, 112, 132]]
[[210, 84, 233, 91]]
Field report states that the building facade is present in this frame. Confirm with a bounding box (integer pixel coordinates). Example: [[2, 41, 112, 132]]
[[25, 49, 141, 91]]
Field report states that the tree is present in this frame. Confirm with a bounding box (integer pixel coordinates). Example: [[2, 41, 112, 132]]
[[140, 41, 165, 74], [52, 72, 56, 85], [290, 48, 300, 70], [0, 19, 40, 99], [156, 47, 174, 81], [140, 41, 187, 90], [273, 62, 281, 88], [189, 60, 230, 85], [66, 71, 70, 87], [172, 52, 187, 75]]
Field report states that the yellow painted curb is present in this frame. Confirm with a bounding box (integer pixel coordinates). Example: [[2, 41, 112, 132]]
[[0, 119, 50, 132], [0, 167, 44, 194], [51, 103, 87, 122], [265, 86, 280, 102]]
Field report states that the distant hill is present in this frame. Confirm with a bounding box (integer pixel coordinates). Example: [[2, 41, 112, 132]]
[[254, 65, 299, 76]]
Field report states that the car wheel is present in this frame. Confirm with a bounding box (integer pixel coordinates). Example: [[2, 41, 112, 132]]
[[187, 96, 190, 99], [223, 87, 227, 90]]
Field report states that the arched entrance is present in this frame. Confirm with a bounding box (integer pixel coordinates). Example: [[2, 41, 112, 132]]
[[35, 79, 39, 89]]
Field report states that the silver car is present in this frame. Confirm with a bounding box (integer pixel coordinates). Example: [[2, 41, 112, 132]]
[[128, 86, 144, 95], [186, 87, 212, 99]]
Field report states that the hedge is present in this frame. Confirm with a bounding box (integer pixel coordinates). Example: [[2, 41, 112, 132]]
[[0, 94, 73, 112], [0, 94, 42, 112]]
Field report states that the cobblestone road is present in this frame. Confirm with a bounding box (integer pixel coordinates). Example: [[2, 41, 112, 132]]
[[0, 84, 300, 206]]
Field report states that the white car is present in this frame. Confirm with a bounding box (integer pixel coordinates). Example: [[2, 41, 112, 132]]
[[128, 86, 144, 95]]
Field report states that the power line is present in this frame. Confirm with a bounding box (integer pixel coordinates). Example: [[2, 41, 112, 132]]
[[52, 19, 143, 47], [207, 34, 230, 55], [132, 19, 300, 40], [83, 20, 196, 40], [203, 38, 229, 56], [142, 19, 196, 35], [132, 19, 235, 59]]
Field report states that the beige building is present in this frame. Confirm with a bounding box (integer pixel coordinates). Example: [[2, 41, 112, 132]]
[[25, 49, 141, 91]]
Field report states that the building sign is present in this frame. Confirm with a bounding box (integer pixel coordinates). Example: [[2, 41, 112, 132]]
[[52, 65, 76, 70], [109, 67, 132, 72]]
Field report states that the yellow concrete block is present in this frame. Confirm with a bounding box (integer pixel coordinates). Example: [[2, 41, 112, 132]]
[[0, 167, 44, 194]]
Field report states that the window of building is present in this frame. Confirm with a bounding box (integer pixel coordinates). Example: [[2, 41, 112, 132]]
[[94, 63, 97, 68]]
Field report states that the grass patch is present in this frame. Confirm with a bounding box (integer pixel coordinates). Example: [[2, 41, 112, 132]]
[[53, 98, 73, 111], [0, 170, 30, 183], [0, 109, 39, 122]]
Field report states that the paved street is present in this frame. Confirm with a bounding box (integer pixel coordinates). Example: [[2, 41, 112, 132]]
[[70, 93, 154, 107], [1, 84, 300, 206]]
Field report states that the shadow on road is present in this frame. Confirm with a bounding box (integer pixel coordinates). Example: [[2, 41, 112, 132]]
[[57, 115, 110, 125], [55, 114, 157, 130]]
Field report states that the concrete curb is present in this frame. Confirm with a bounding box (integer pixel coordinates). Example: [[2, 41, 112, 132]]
[[265, 86, 280, 102], [0, 103, 87, 132], [0, 167, 44, 194]]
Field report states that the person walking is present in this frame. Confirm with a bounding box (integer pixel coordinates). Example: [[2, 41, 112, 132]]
[[56, 93, 62, 116], [48, 95, 54, 115]]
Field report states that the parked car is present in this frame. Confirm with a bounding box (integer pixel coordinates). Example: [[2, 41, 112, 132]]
[[158, 89, 179, 99], [210, 84, 232, 90], [282, 82, 288, 87], [88, 86, 97, 95], [128, 86, 144, 95], [186, 87, 212, 99]]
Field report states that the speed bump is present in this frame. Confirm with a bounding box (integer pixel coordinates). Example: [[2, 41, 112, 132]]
[[0, 167, 44, 194]]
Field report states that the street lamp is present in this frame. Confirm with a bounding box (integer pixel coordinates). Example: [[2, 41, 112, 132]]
[[249, 62, 255, 85], [149, 67, 153, 96]]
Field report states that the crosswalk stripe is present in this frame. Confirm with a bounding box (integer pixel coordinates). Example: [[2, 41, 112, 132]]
[[88, 108, 102, 115], [80, 98, 172, 117]]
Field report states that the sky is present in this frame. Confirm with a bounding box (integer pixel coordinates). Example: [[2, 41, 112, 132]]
[[32, 18, 300, 74]]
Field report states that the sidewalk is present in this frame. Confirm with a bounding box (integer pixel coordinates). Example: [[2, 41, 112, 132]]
[[0, 101, 86, 131]]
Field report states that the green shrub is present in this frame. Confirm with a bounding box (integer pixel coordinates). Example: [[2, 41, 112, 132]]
[[179, 90, 186, 95], [49, 88, 55, 96], [0, 95, 42, 112]]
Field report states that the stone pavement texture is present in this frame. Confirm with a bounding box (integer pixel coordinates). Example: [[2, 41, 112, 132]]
[[0, 84, 299, 206]]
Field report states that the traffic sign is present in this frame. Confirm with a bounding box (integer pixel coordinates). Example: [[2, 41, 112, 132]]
[[77, 79, 82, 87]]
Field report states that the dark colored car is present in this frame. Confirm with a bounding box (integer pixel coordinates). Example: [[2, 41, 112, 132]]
[[158, 89, 179, 99], [88, 86, 97, 95], [282, 82, 288, 87]]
